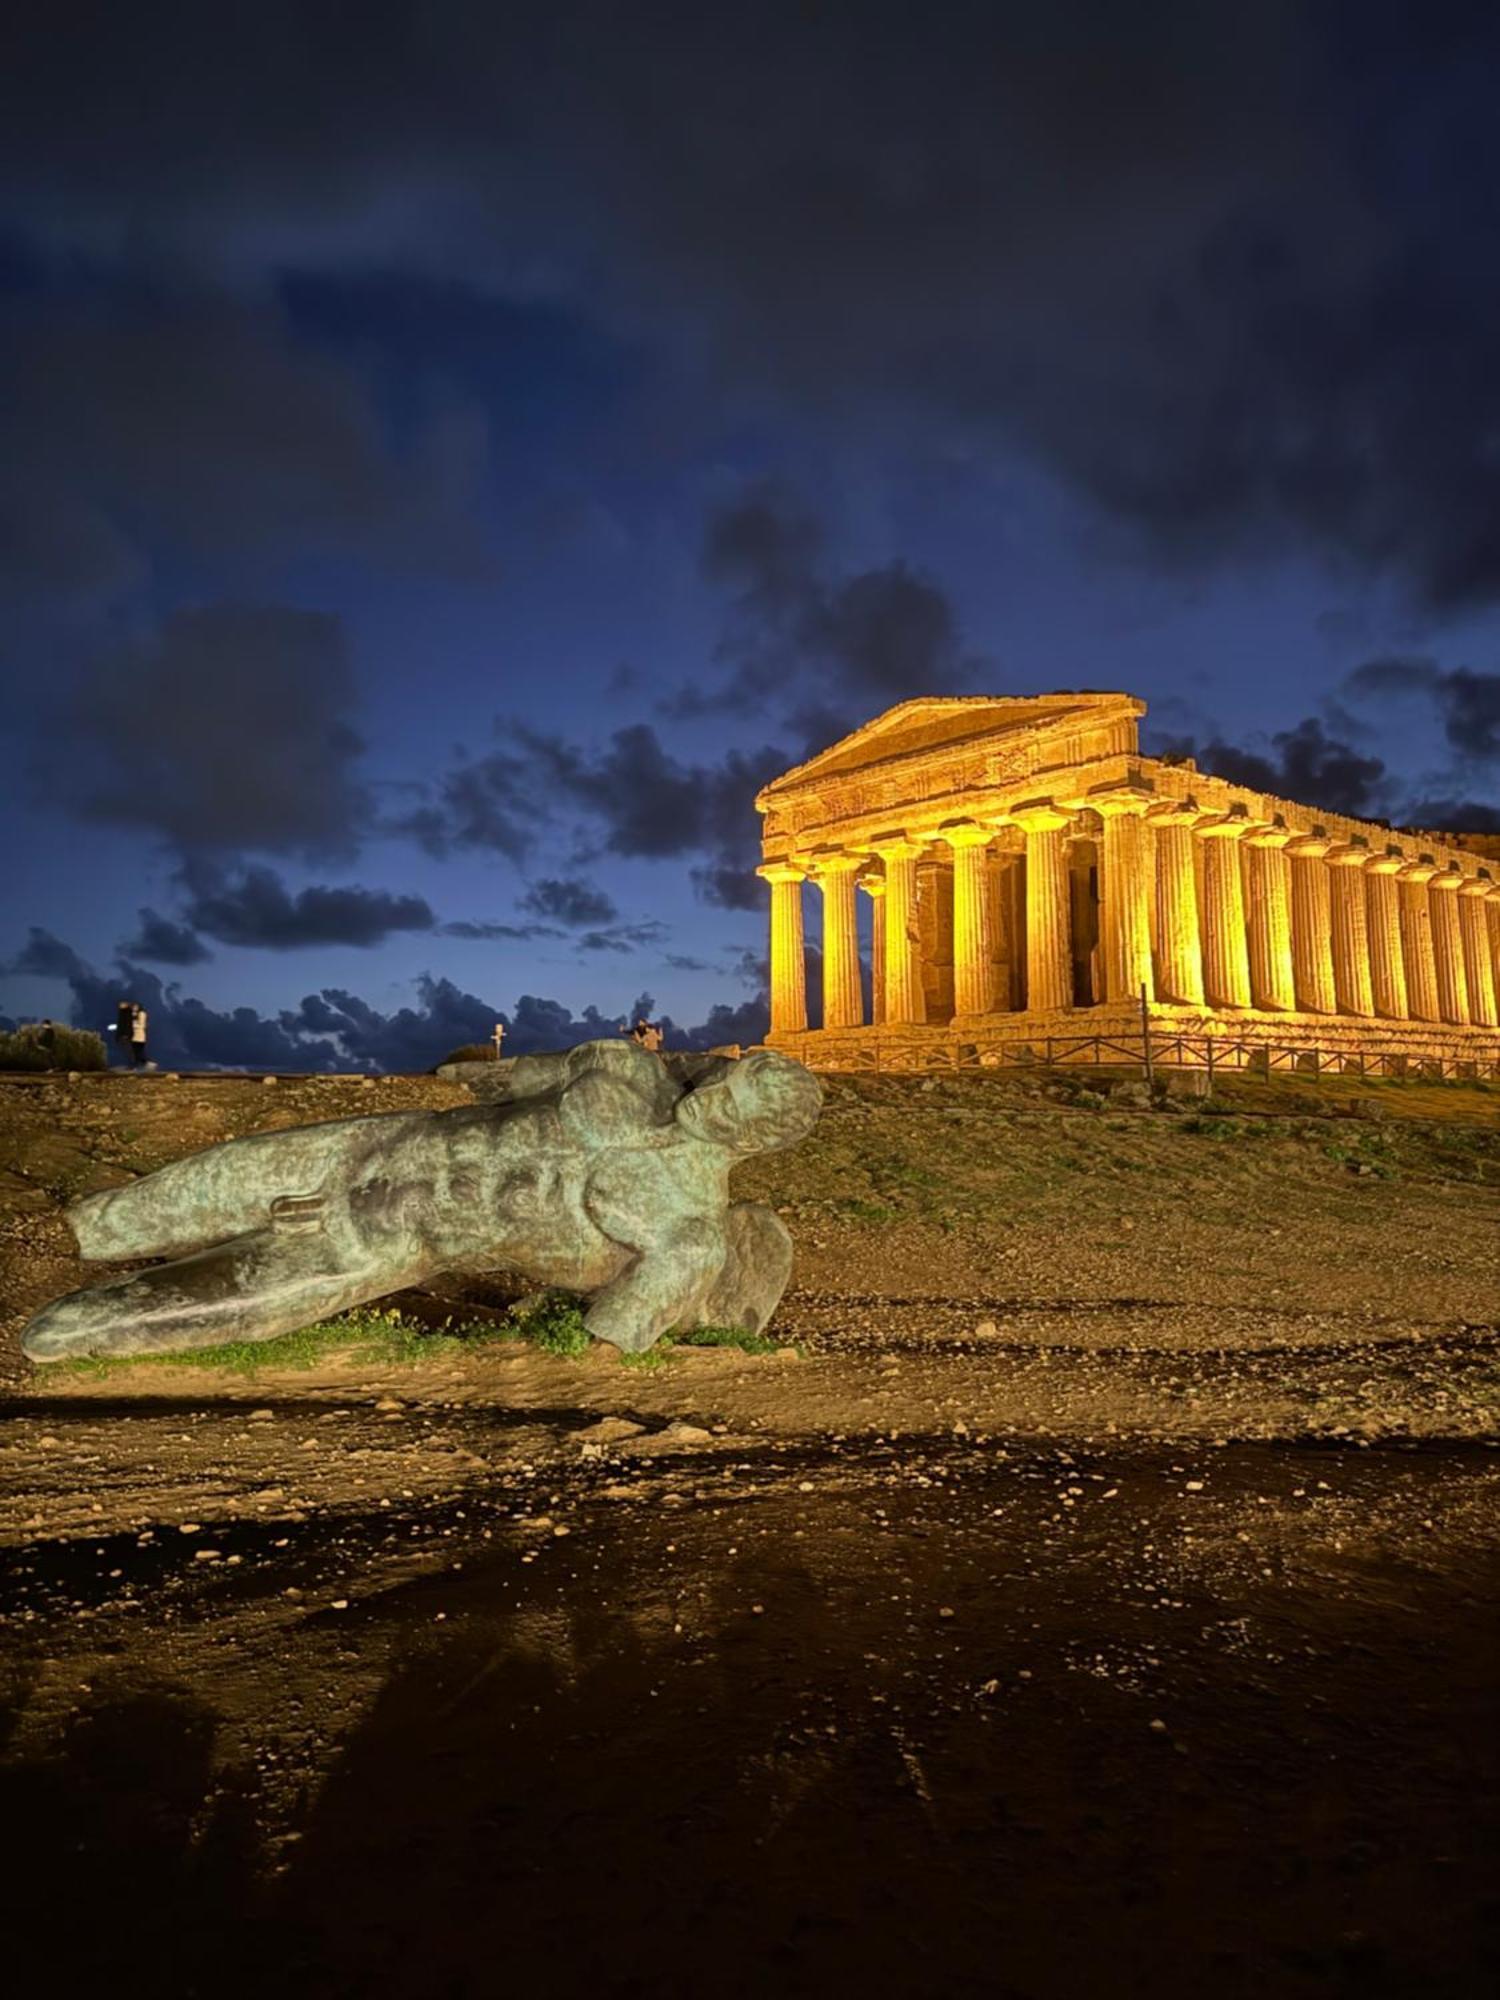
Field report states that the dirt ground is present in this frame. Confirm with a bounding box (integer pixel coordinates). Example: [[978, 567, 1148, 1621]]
[[1, 1066, 1497, 1998]]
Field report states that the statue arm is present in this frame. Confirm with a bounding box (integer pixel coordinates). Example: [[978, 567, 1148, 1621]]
[[582, 1217, 727, 1354], [501, 1041, 682, 1124], [580, 1143, 732, 1352], [497, 1049, 578, 1102]]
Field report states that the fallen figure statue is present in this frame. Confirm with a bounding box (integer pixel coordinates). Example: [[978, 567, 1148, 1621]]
[[22, 1042, 823, 1365]]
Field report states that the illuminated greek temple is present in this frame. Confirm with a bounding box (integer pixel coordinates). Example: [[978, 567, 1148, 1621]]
[[755, 693, 1500, 1073]]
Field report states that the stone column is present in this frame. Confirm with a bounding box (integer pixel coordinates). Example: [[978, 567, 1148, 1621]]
[[990, 851, 1022, 1010], [1012, 804, 1074, 1014], [1429, 866, 1470, 1025], [872, 840, 926, 1025], [1459, 877, 1498, 1027], [1364, 850, 1409, 1020], [1397, 860, 1441, 1023], [1326, 843, 1375, 1018], [1287, 832, 1337, 1015], [858, 872, 886, 1025], [945, 822, 997, 1018], [1196, 815, 1252, 1009], [1095, 795, 1155, 1005], [810, 853, 863, 1030], [1147, 803, 1204, 1005], [1488, 887, 1500, 1017], [1242, 824, 1296, 1013], [759, 862, 807, 1035]]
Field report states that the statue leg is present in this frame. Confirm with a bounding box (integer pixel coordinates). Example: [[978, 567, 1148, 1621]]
[[22, 1214, 396, 1363], [692, 1203, 794, 1335], [67, 1113, 430, 1262]]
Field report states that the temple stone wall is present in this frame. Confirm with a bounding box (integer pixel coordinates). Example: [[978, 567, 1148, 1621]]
[[757, 693, 1500, 1070]]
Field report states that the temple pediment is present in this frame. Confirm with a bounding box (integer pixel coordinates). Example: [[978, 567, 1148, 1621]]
[[756, 692, 1143, 802]]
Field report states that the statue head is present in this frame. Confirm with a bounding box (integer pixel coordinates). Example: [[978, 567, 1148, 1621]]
[[673, 1049, 822, 1156]]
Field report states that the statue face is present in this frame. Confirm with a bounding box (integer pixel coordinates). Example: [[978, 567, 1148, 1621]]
[[674, 1050, 823, 1155]]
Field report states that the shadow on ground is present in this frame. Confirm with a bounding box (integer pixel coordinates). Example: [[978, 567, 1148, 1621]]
[[3, 1441, 1496, 2000]]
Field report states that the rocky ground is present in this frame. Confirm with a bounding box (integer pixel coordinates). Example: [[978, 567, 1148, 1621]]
[[1, 1065, 1497, 1998]]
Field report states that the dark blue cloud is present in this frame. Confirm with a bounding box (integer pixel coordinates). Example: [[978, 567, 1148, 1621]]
[[1345, 659, 1500, 760], [181, 864, 436, 950], [116, 909, 212, 966], [396, 748, 535, 866], [51, 605, 371, 860], [3, 4, 1500, 610], [576, 922, 668, 955], [6, 928, 92, 983], [519, 876, 618, 926], [439, 919, 562, 942], [1402, 798, 1500, 835], [1162, 717, 1389, 821], [687, 483, 979, 724], [0, 289, 496, 607], [420, 722, 788, 913]]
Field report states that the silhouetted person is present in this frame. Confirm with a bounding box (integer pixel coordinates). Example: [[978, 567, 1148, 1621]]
[[115, 999, 135, 1060]]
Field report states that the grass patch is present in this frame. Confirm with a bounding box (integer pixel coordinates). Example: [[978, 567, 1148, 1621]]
[[45, 1292, 790, 1381], [675, 1323, 783, 1355], [1182, 1115, 1239, 1138], [506, 1290, 592, 1356], [52, 1305, 522, 1379], [619, 1341, 678, 1370], [1322, 1137, 1396, 1179], [619, 1323, 787, 1368], [837, 1197, 898, 1225]]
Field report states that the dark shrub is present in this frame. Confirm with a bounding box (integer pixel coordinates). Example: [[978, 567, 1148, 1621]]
[[0, 1023, 109, 1072], [436, 1043, 499, 1069]]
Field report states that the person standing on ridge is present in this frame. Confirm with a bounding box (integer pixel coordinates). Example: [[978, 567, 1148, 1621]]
[[130, 1003, 149, 1068]]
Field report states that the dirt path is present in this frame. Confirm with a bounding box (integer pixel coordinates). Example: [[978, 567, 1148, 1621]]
[[3, 1312, 1498, 1999], [2, 1424, 1496, 1999]]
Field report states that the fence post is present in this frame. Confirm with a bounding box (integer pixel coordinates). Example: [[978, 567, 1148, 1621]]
[[1139, 983, 1154, 1087], [1206, 1039, 1215, 1089]]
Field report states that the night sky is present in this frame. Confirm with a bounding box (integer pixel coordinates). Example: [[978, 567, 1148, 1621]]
[[3, 2, 1498, 1070]]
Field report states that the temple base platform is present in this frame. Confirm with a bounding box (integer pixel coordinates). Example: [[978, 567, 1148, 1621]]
[[768, 1002, 1500, 1078]]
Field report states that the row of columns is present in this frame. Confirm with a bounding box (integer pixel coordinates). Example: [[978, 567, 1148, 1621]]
[[762, 806, 1500, 1035]]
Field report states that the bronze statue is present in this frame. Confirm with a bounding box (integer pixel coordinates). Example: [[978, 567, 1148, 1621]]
[[22, 1042, 822, 1364]]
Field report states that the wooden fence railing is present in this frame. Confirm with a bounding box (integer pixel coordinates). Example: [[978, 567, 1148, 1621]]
[[808, 1031, 1500, 1080]]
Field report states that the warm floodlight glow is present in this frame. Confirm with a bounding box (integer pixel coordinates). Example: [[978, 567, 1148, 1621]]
[[753, 692, 1500, 1074]]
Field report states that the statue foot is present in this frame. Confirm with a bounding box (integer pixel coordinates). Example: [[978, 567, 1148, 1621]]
[[22, 1297, 108, 1363], [22, 1227, 378, 1364]]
